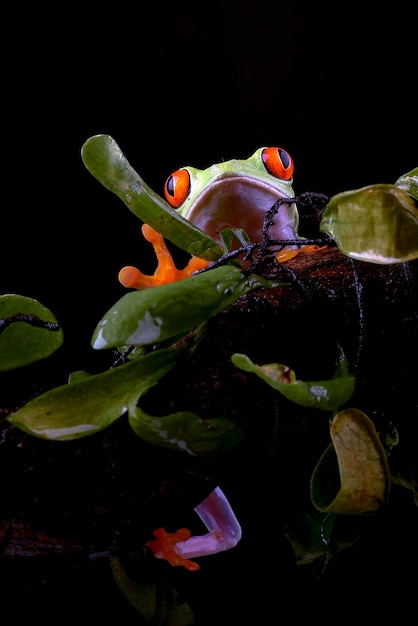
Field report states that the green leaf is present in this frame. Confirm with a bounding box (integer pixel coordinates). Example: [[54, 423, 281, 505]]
[[231, 353, 355, 411], [218, 227, 251, 252], [68, 370, 92, 383], [7, 342, 241, 454], [129, 404, 243, 456], [0, 294, 63, 371], [81, 134, 223, 261], [92, 266, 286, 350], [395, 167, 418, 201], [320, 183, 418, 264], [285, 509, 359, 577], [110, 556, 195, 625], [7, 347, 181, 440], [310, 408, 390, 514]]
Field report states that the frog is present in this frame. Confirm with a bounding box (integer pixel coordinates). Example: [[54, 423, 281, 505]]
[[163, 146, 298, 244], [118, 146, 325, 290]]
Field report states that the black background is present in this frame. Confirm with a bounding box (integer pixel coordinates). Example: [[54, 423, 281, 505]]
[[2, 1, 417, 621]]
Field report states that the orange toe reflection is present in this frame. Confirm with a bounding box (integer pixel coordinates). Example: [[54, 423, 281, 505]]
[[146, 527, 200, 571]]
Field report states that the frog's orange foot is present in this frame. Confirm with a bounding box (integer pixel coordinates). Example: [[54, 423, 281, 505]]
[[145, 486, 242, 572], [118, 223, 210, 290], [145, 527, 200, 571], [276, 244, 328, 263]]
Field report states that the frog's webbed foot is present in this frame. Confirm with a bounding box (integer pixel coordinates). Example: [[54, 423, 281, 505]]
[[118, 223, 210, 290], [146, 486, 242, 571]]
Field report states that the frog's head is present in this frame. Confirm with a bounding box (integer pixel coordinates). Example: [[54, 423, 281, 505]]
[[163, 147, 298, 244]]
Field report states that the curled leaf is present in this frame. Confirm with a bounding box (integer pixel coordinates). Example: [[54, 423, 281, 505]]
[[231, 353, 355, 411], [395, 167, 418, 200], [310, 408, 390, 514], [129, 404, 243, 456], [320, 183, 418, 264]]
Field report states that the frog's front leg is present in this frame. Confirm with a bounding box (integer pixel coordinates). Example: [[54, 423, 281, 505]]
[[146, 486, 242, 571], [118, 223, 210, 290]]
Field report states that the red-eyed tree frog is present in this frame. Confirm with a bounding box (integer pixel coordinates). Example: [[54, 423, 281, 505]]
[[119, 147, 325, 290], [163, 146, 298, 244]]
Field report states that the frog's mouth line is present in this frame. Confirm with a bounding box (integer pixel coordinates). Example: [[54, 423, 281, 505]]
[[185, 176, 298, 244]]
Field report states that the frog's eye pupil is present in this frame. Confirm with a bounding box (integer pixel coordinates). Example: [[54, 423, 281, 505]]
[[261, 147, 294, 181], [165, 175, 176, 198], [279, 149, 291, 170], [164, 168, 191, 208]]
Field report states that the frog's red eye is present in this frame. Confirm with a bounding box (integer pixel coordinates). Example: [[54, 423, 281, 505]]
[[164, 168, 191, 208], [261, 147, 294, 181]]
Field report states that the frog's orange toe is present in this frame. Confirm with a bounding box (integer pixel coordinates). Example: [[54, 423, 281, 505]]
[[146, 527, 200, 571], [118, 224, 211, 290], [118, 266, 157, 290], [276, 244, 327, 263], [141, 222, 164, 244], [275, 249, 300, 262], [184, 256, 211, 273]]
